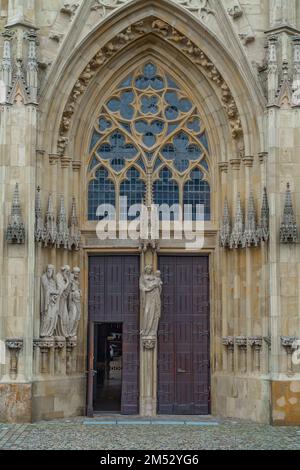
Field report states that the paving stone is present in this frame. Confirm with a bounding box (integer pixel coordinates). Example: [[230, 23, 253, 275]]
[[0, 418, 299, 450]]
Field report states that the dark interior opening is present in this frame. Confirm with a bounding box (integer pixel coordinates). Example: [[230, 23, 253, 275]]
[[93, 322, 123, 413]]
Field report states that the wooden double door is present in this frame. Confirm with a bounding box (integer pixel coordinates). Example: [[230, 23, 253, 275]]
[[88, 255, 140, 415], [158, 256, 210, 415], [88, 255, 210, 416]]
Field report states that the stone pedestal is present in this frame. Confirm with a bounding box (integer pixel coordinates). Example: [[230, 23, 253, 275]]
[[140, 336, 157, 417]]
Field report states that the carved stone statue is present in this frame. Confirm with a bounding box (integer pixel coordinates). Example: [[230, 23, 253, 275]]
[[140, 265, 162, 338], [40, 265, 59, 337], [56, 265, 72, 338], [68, 267, 82, 338]]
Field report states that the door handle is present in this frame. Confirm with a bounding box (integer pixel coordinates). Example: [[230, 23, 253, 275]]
[[177, 369, 187, 373]]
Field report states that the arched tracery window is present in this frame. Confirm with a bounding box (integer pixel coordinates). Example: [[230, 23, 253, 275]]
[[87, 62, 211, 221], [120, 167, 146, 220], [88, 167, 115, 220]]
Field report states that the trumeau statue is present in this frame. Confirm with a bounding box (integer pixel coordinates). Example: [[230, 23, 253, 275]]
[[40, 265, 60, 338], [68, 267, 82, 338], [40, 265, 82, 340], [140, 265, 162, 338], [56, 266, 72, 338]]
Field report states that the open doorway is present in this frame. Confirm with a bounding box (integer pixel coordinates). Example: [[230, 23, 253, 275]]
[[93, 323, 123, 413]]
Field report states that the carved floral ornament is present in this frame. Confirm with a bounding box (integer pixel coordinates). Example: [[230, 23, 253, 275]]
[[57, 17, 243, 155]]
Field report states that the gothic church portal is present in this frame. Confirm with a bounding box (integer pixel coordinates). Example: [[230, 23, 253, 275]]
[[1, 0, 300, 425]]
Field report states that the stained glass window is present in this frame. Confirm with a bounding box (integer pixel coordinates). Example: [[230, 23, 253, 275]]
[[88, 168, 116, 221], [120, 168, 146, 220], [87, 62, 211, 222], [153, 168, 180, 221], [184, 169, 211, 221]]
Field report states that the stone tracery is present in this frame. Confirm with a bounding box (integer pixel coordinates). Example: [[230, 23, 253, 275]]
[[87, 61, 211, 220], [58, 17, 243, 156]]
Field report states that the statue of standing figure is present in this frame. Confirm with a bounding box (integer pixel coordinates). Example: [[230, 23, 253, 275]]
[[40, 265, 82, 339], [40, 265, 60, 337], [56, 266, 72, 338], [140, 265, 162, 338], [68, 267, 82, 338]]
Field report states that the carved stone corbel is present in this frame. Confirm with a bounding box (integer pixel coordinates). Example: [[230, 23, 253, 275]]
[[35, 338, 54, 374], [222, 336, 234, 372], [248, 336, 263, 371], [281, 336, 299, 374], [236, 336, 247, 373], [5, 339, 23, 378], [66, 337, 77, 375], [60, 3, 79, 18], [54, 337, 66, 375], [228, 3, 243, 19], [142, 337, 157, 350]]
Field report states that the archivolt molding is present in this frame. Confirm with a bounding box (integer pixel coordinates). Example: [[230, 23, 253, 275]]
[[57, 17, 243, 155]]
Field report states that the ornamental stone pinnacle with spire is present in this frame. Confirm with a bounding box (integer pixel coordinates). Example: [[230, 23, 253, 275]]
[[56, 195, 70, 250], [25, 29, 38, 103], [220, 197, 231, 248], [230, 193, 244, 249], [44, 194, 57, 247], [35, 187, 44, 243], [280, 183, 298, 243], [243, 192, 260, 248], [6, 183, 25, 244], [258, 187, 270, 242], [0, 30, 14, 103], [69, 197, 81, 251]]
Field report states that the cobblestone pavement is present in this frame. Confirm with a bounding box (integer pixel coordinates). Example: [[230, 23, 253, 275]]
[[0, 417, 299, 450]]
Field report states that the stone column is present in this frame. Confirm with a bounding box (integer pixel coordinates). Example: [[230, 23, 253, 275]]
[[243, 156, 254, 375], [230, 158, 242, 372], [259, 152, 270, 374], [219, 162, 230, 371], [0, 15, 38, 421]]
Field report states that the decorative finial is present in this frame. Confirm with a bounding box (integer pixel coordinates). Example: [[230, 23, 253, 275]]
[[280, 183, 298, 243], [243, 192, 260, 248], [6, 184, 25, 244], [258, 187, 269, 243], [230, 193, 244, 249], [220, 198, 231, 248], [69, 197, 81, 251], [44, 193, 57, 247], [56, 195, 69, 250], [35, 186, 44, 243]]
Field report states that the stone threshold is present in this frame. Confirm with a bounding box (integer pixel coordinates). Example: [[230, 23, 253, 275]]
[[83, 416, 219, 426]]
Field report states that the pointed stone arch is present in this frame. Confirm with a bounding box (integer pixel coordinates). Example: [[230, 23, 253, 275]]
[[39, 0, 265, 159]]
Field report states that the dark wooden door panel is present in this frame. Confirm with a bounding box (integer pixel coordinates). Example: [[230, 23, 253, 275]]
[[158, 256, 210, 415], [88, 256, 140, 415]]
